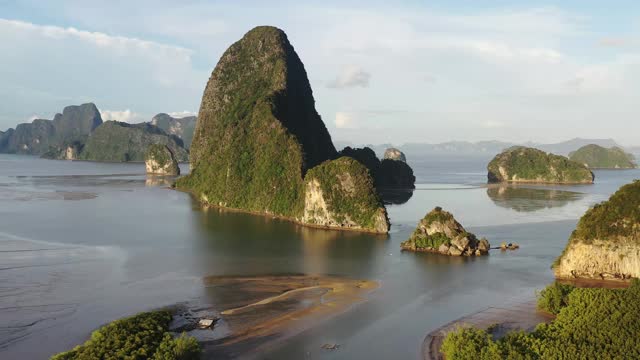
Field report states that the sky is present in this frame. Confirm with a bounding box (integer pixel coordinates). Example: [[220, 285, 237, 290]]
[[1, 0, 639, 145]]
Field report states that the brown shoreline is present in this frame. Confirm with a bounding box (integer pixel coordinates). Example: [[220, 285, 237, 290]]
[[399, 247, 489, 257], [172, 187, 391, 235], [183, 275, 379, 359], [487, 180, 594, 185], [422, 298, 553, 360], [556, 277, 631, 289]]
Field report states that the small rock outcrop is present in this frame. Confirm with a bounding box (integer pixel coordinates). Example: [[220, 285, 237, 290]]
[[569, 144, 636, 169], [145, 144, 180, 175], [338, 146, 416, 189], [401, 207, 490, 256], [554, 180, 640, 281], [41, 141, 83, 160], [80, 121, 188, 162], [151, 113, 197, 149], [375, 159, 416, 189], [383, 147, 406, 162], [487, 146, 594, 184], [302, 157, 389, 233]]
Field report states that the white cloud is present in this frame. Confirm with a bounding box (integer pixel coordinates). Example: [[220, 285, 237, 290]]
[[0, 18, 206, 130], [1, 19, 193, 60], [481, 120, 506, 129], [2, 4, 640, 145], [334, 112, 358, 129], [27, 115, 40, 122], [100, 109, 143, 123], [327, 65, 371, 88], [168, 111, 197, 118]]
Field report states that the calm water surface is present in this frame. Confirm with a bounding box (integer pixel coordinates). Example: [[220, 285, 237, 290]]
[[1, 154, 638, 359]]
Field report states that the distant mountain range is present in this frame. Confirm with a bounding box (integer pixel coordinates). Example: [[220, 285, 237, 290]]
[[2, 104, 634, 164], [336, 138, 628, 159], [150, 113, 197, 149], [0, 103, 194, 162]]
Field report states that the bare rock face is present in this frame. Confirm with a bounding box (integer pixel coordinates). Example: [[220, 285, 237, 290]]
[[64, 145, 78, 160], [145, 144, 180, 176], [554, 180, 640, 281], [302, 157, 389, 233], [383, 148, 406, 162], [151, 113, 197, 149], [401, 207, 490, 256]]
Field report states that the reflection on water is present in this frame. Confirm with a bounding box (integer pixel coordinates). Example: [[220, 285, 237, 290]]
[[191, 204, 387, 278], [145, 176, 176, 187], [379, 188, 414, 205], [1, 154, 640, 359], [487, 185, 584, 212]]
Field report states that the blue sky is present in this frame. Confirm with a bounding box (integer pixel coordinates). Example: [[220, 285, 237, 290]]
[[1, 0, 639, 145]]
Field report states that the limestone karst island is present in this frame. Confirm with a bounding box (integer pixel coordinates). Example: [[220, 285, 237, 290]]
[[569, 144, 637, 169], [2, 3, 640, 360], [487, 146, 594, 184], [554, 180, 640, 281], [175, 26, 394, 233], [401, 207, 490, 256]]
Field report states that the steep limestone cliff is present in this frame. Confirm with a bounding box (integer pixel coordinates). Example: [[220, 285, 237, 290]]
[[554, 180, 640, 280], [150, 113, 197, 149], [1, 103, 102, 155], [175, 26, 391, 233], [145, 144, 180, 175], [302, 157, 389, 233]]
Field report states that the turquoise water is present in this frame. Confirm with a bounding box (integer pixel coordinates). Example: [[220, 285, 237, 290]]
[[0, 154, 638, 359]]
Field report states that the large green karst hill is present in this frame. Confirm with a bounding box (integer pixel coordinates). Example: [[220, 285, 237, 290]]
[[176, 26, 388, 233], [569, 144, 636, 169], [487, 146, 594, 184]]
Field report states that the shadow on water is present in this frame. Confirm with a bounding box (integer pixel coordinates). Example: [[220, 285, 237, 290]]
[[379, 188, 414, 205], [189, 198, 389, 278], [486, 185, 584, 212]]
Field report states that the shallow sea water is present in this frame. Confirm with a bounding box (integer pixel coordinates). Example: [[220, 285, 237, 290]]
[[0, 154, 638, 359]]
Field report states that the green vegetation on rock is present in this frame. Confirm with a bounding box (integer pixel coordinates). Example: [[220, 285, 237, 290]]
[[553, 180, 640, 280], [569, 144, 636, 169], [303, 157, 389, 232], [401, 207, 490, 256], [80, 121, 188, 162], [441, 280, 640, 359], [175, 26, 390, 232], [487, 146, 594, 184], [51, 310, 200, 360], [569, 180, 640, 243], [176, 26, 336, 219], [145, 144, 180, 175]]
